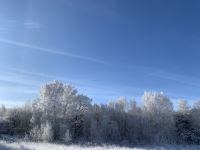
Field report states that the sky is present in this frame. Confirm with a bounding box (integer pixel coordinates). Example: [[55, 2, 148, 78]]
[[1, 0, 200, 107]]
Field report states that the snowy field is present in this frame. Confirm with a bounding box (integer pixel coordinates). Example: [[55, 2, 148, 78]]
[[1, 141, 200, 150]]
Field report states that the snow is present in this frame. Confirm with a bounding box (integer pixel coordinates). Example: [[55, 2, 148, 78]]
[[0, 141, 200, 150]]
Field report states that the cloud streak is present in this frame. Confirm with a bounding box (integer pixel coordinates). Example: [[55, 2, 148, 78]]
[[0, 66, 144, 103], [2, 38, 196, 88], [0, 38, 110, 65], [24, 22, 42, 29], [1, 65, 200, 107], [0, 37, 199, 89]]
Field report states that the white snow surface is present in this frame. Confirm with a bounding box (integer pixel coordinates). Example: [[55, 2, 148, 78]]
[[1, 140, 200, 150]]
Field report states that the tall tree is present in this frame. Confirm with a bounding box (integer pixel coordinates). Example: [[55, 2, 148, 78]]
[[142, 92, 175, 143], [31, 81, 92, 141]]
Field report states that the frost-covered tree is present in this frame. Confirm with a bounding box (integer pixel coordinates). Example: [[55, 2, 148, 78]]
[[0, 104, 6, 118], [178, 100, 190, 112], [31, 81, 92, 141], [100, 104, 121, 142], [41, 121, 53, 142], [96, 97, 142, 143], [128, 98, 140, 114], [7, 103, 32, 136], [31, 81, 66, 140], [192, 101, 200, 128], [127, 98, 143, 143], [108, 97, 128, 112], [190, 101, 200, 143], [90, 104, 104, 142], [69, 94, 92, 140], [108, 98, 127, 141], [175, 99, 194, 144], [5, 80, 200, 145], [142, 92, 175, 143]]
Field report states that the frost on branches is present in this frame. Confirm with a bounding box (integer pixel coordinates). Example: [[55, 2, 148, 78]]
[[2, 81, 200, 145]]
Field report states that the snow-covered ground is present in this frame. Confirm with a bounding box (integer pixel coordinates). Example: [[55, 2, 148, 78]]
[[1, 141, 200, 150]]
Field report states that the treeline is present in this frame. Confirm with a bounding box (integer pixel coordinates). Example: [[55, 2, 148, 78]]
[[1, 81, 200, 145]]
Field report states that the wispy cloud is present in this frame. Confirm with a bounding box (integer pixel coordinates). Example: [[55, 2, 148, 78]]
[[0, 65, 200, 107], [1, 38, 199, 87], [0, 36, 199, 89], [147, 68, 200, 88], [0, 68, 41, 87], [0, 20, 42, 30], [0, 66, 144, 104], [24, 22, 42, 29], [1, 38, 200, 105], [121, 64, 200, 88], [0, 38, 110, 65]]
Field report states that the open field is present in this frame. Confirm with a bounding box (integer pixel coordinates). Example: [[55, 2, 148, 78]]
[[1, 141, 200, 150]]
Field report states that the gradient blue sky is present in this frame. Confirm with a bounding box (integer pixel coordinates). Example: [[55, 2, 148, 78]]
[[1, 0, 200, 107]]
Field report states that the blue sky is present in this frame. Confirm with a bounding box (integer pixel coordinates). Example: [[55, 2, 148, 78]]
[[1, 0, 200, 107]]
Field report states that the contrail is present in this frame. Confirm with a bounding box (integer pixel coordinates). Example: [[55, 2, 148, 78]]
[[0, 38, 110, 65], [1, 38, 199, 88]]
